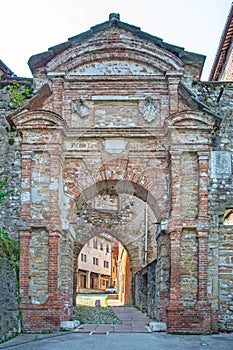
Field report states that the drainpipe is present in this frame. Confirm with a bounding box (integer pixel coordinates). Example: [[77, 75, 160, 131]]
[[144, 203, 148, 265]]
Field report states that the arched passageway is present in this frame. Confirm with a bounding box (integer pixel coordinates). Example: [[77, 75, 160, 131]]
[[70, 180, 161, 308], [76, 234, 131, 305]]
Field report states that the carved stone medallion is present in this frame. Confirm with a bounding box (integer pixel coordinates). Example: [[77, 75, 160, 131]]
[[139, 96, 157, 122], [74, 96, 89, 118]]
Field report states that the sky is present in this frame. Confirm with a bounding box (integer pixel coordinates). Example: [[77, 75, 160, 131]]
[[1, 0, 232, 80]]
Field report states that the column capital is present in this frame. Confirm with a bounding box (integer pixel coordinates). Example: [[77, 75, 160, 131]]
[[169, 151, 182, 159], [166, 70, 184, 79], [197, 152, 209, 161], [197, 231, 209, 239], [20, 150, 33, 158], [49, 230, 62, 238], [168, 220, 183, 233], [48, 72, 65, 78], [19, 229, 31, 237]]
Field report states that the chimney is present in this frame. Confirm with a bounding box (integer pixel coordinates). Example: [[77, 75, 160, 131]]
[[109, 13, 120, 21]]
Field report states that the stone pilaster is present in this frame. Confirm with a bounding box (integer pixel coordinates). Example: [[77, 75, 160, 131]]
[[197, 153, 209, 220], [169, 229, 182, 304], [169, 152, 182, 222], [20, 151, 32, 220], [168, 152, 182, 304], [197, 153, 210, 303], [50, 75, 64, 116], [19, 229, 31, 301], [48, 231, 61, 300], [166, 72, 182, 114], [48, 151, 63, 230]]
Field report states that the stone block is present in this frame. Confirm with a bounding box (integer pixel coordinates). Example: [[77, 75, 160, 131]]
[[149, 321, 167, 332], [210, 151, 232, 179], [60, 320, 80, 330]]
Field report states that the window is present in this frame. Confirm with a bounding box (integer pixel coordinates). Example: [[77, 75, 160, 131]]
[[104, 261, 109, 268], [81, 253, 87, 262], [93, 257, 99, 265], [93, 239, 98, 249], [80, 274, 86, 288], [100, 242, 103, 251], [106, 244, 109, 254]]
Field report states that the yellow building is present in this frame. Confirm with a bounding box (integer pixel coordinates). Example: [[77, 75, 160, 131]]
[[77, 234, 113, 292]]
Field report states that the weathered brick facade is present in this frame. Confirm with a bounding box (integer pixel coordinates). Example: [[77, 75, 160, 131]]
[[1, 14, 233, 334]]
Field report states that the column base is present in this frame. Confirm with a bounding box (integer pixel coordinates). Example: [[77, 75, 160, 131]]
[[167, 302, 214, 334], [20, 300, 63, 332]]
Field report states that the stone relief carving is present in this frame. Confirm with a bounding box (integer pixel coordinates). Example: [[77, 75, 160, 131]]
[[139, 96, 157, 122], [74, 96, 89, 118]]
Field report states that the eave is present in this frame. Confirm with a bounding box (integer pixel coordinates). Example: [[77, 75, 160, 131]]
[[209, 4, 233, 81]]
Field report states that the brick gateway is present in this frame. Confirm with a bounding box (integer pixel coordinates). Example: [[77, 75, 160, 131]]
[[8, 14, 224, 333]]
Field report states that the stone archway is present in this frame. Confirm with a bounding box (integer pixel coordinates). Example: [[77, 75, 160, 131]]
[[55, 178, 163, 310], [7, 14, 220, 334], [69, 180, 160, 307]]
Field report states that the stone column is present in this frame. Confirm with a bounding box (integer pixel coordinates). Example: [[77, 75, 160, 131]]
[[98, 274, 101, 289], [86, 271, 91, 289]]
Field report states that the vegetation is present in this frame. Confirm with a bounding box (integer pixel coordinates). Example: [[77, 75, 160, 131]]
[[0, 173, 20, 343], [0, 173, 19, 268], [73, 305, 121, 325], [9, 82, 33, 108], [0, 229, 19, 269], [0, 172, 12, 203]]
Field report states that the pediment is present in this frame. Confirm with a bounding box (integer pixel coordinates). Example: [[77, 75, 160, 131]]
[[47, 29, 183, 76], [29, 21, 187, 77], [165, 111, 217, 129], [9, 110, 66, 129], [28, 15, 206, 81]]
